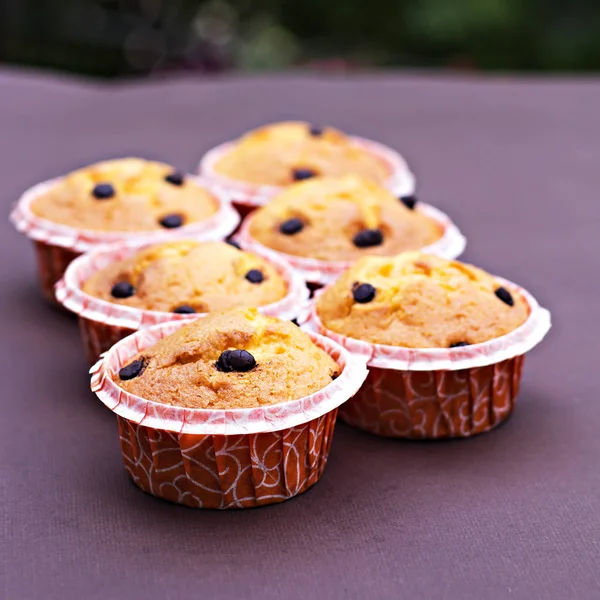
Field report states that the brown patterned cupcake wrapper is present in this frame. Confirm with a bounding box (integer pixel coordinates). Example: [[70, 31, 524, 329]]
[[198, 137, 417, 211], [90, 321, 368, 508], [307, 280, 551, 439], [339, 357, 524, 439], [117, 410, 337, 509], [34, 241, 81, 304], [10, 176, 240, 303], [236, 202, 467, 287], [79, 318, 136, 368], [56, 238, 310, 364]]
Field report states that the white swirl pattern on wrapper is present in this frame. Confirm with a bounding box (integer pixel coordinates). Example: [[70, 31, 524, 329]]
[[117, 411, 336, 508], [9, 174, 240, 253], [341, 355, 523, 438], [55, 238, 310, 329], [236, 202, 467, 287], [197, 137, 417, 207]]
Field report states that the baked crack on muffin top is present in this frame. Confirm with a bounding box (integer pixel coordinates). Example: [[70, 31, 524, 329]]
[[32, 158, 218, 231], [316, 252, 530, 348], [214, 121, 390, 186], [113, 309, 340, 409], [248, 175, 443, 262], [83, 240, 288, 313]]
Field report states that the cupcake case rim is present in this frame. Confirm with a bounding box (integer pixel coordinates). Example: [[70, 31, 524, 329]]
[[236, 201, 467, 286], [198, 136, 417, 205], [306, 276, 551, 371], [90, 323, 369, 436], [9, 174, 240, 253], [55, 237, 310, 328]]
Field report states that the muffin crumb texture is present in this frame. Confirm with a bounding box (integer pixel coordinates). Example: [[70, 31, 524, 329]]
[[316, 252, 530, 347], [113, 309, 340, 409], [249, 175, 443, 262], [214, 121, 390, 186], [83, 240, 288, 313], [32, 158, 218, 231]]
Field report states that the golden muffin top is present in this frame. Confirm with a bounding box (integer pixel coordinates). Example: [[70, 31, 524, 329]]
[[32, 158, 218, 231], [248, 175, 442, 262], [213, 121, 390, 186], [316, 252, 530, 348], [113, 309, 340, 409], [83, 240, 288, 313]]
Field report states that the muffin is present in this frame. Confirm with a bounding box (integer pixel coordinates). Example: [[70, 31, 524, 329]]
[[310, 252, 551, 439], [92, 310, 368, 508], [317, 252, 530, 347], [246, 175, 443, 264], [11, 158, 239, 304], [213, 121, 390, 186], [31, 158, 218, 232], [82, 239, 287, 314], [114, 309, 339, 409], [56, 239, 307, 365]]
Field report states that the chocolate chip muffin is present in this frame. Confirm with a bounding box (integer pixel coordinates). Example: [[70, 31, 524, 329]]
[[31, 158, 218, 231], [213, 121, 390, 186], [114, 309, 340, 409], [316, 252, 530, 348], [82, 240, 288, 313], [247, 175, 443, 262]]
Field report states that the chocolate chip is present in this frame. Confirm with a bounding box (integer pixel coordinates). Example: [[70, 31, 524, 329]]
[[173, 305, 196, 314], [216, 349, 256, 373], [245, 269, 264, 284], [495, 286, 514, 307], [308, 124, 324, 136], [119, 358, 146, 380], [111, 281, 135, 298], [279, 218, 304, 235], [450, 341, 470, 348], [225, 238, 241, 250], [352, 282, 376, 303], [165, 171, 184, 186], [92, 183, 115, 199], [159, 214, 184, 228], [353, 229, 384, 248], [292, 168, 316, 181], [400, 195, 417, 210], [291, 318, 299, 326]]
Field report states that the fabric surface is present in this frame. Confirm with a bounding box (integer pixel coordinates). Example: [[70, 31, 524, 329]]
[[1, 69, 597, 600]]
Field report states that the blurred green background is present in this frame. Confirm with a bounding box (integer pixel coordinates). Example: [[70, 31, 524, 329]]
[[1, 0, 600, 78]]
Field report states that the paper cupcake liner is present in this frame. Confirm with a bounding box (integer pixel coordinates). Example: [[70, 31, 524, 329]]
[[306, 279, 551, 439], [115, 410, 338, 509], [236, 202, 467, 287], [90, 322, 369, 508], [33, 241, 82, 303], [56, 238, 310, 365], [198, 137, 416, 212], [9, 176, 240, 303]]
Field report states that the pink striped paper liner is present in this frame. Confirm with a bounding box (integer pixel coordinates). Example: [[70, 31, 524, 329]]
[[307, 278, 551, 371], [55, 238, 310, 351], [90, 324, 368, 436], [197, 137, 416, 208], [9, 174, 240, 254], [236, 202, 467, 287]]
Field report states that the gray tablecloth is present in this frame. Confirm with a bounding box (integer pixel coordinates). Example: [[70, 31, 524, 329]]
[[1, 69, 597, 600]]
